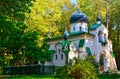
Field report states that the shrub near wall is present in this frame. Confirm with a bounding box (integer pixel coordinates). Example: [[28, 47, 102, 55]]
[[55, 58, 98, 79]]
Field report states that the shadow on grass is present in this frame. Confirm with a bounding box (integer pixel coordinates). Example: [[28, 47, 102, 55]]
[[99, 73, 120, 79]]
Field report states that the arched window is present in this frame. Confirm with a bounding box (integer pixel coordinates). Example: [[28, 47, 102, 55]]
[[61, 54, 63, 59], [85, 25, 88, 32], [79, 26, 82, 31], [58, 49, 60, 54], [104, 34, 107, 42], [98, 31, 103, 42], [55, 55, 58, 60]]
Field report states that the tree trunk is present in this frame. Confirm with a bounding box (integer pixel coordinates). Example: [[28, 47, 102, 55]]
[[117, 25, 120, 69]]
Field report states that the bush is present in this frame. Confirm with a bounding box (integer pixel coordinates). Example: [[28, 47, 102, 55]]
[[70, 59, 98, 79], [55, 66, 72, 78], [55, 57, 98, 79]]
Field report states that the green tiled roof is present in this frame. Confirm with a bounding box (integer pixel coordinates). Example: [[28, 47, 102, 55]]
[[89, 23, 101, 30], [69, 31, 86, 36], [60, 41, 71, 48], [110, 51, 115, 58], [47, 31, 94, 41], [86, 47, 92, 55], [79, 39, 85, 47], [64, 50, 69, 56]]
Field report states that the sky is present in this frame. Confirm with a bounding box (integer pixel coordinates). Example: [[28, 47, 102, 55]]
[[70, 0, 77, 6]]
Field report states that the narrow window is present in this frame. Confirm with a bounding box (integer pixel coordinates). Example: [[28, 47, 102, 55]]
[[58, 49, 60, 54], [79, 26, 82, 31], [104, 34, 107, 42], [55, 55, 58, 60], [73, 27, 75, 31], [98, 31, 103, 42], [61, 54, 63, 59]]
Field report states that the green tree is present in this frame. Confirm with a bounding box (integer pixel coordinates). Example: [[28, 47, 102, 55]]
[[0, 0, 40, 66], [25, 0, 77, 63], [39, 42, 55, 64]]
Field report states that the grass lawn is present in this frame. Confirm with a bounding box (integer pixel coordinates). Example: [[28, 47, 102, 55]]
[[0, 75, 60, 79], [0, 74, 120, 79]]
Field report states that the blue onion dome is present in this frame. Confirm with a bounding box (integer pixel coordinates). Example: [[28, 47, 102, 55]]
[[70, 10, 88, 24], [96, 16, 102, 21]]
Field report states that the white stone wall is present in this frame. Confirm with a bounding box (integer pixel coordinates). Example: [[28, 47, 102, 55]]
[[52, 52, 66, 66], [48, 34, 94, 62], [49, 44, 55, 50], [90, 24, 109, 62], [44, 61, 52, 66], [52, 43, 66, 66], [47, 23, 117, 72], [73, 40, 79, 48], [79, 47, 86, 59], [85, 38, 94, 55], [70, 23, 88, 33], [89, 24, 117, 71], [90, 30, 99, 61]]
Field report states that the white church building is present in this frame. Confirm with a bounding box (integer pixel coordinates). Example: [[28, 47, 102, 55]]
[[47, 10, 117, 72]]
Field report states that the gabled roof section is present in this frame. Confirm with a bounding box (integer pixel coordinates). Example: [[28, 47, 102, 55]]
[[89, 23, 102, 30]]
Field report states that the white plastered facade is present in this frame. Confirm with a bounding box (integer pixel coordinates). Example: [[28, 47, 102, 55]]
[[47, 21, 117, 72]]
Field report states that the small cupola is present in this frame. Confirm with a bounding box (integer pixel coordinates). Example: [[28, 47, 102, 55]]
[[96, 16, 102, 24]]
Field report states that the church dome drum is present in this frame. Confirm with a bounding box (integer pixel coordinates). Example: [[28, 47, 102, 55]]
[[96, 16, 102, 21], [70, 10, 88, 23]]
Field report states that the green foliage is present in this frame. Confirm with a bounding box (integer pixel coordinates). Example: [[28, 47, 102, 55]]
[[23, 31, 40, 63], [55, 57, 98, 79], [0, 56, 4, 66], [25, 0, 120, 68], [70, 59, 98, 79], [0, 0, 41, 66], [0, 0, 120, 68], [0, 67, 2, 75], [1, 74, 120, 79], [0, 0, 33, 22], [86, 56, 99, 69], [25, 0, 74, 64], [99, 73, 120, 79], [55, 66, 72, 79], [25, 0, 77, 46], [0, 16, 40, 65], [40, 42, 55, 63]]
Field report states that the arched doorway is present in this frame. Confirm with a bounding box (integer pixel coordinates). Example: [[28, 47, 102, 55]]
[[100, 53, 105, 71]]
